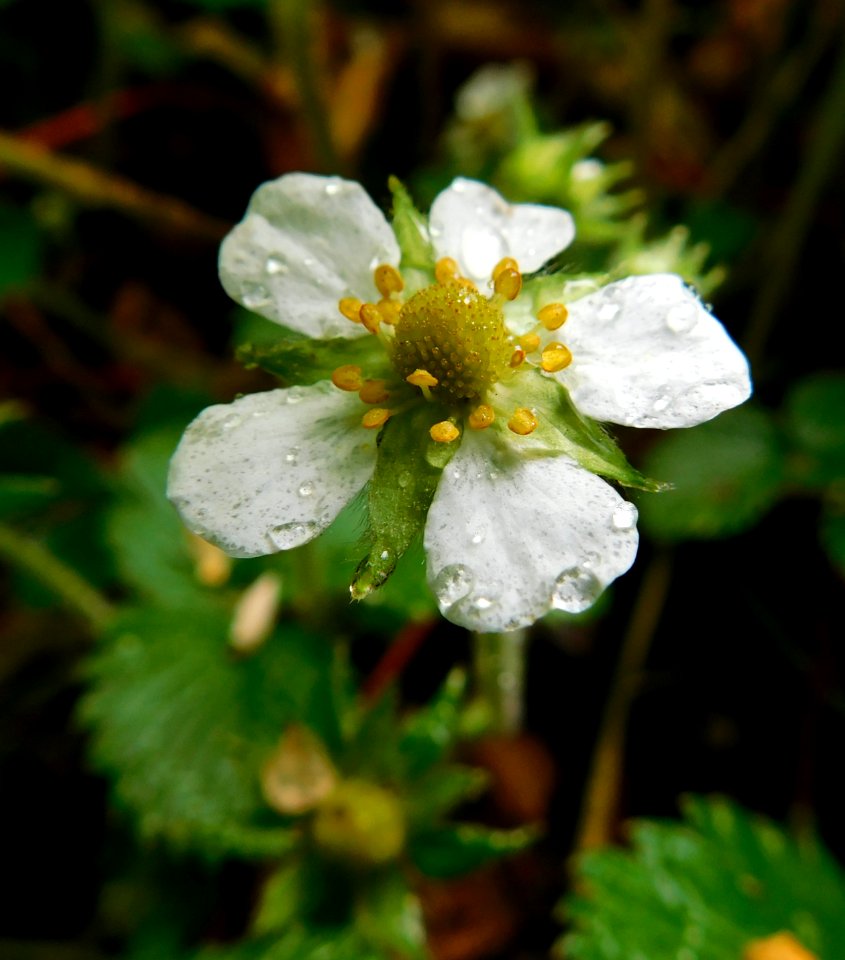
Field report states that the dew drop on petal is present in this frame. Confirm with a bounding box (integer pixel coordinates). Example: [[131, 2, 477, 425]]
[[598, 302, 620, 321], [471, 531, 486, 545], [551, 566, 603, 613], [222, 413, 242, 430], [473, 596, 493, 610], [265, 256, 287, 275], [267, 521, 319, 549], [241, 283, 272, 309], [298, 482, 315, 498], [611, 501, 638, 531], [324, 181, 341, 196], [284, 447, 299, 464], [665, 302, 698, 333], [433, 564, 474, 607], [653, 394, 671, 412]]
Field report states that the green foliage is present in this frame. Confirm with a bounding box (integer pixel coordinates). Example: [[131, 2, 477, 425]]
[[389, 176, 435, 273], [560, 796, 845, 959], [785, 372, 845, 487], [0, 202, 41, 296], [409, 823, 538, 879], [638, 406, 785, 541], [238, 335, 387, 387]]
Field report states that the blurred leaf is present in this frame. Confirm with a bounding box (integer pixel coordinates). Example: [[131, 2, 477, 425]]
[[0, 202, 41, 295], [0, 473, 60, 519], [820, 506, 845, 577], [560, 796, 845, 959], [406, 764, 489, 826], [398, 668, 468, 779], [785, 373, 845, 486], [81, 607, 337, 858], [638, 406, 785, 541], [408, 823, 537, 878], [253, 858, 314, 936], [356, 867, 427, 960]]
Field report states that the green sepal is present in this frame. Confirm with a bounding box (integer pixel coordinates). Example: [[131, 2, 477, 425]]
[[351, 405, 458, 599], [237, 336, 387, 387], [497, 370, 665, 491], [389, 176, 434, 273], [408, 823, 539, 878], [355, 867, 428, 960]]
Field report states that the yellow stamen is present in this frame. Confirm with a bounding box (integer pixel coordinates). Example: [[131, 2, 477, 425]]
[[359, 379, 390, 404], [509, 348, 525, 368], [743, 932, 818, 960], [434, 257, 460, 285], [374, 263, 404, 297], [377, 298, 402, 325], [339, 297, 363, 322], [406, 369, 439, 388], [331, 364, 363, 392], [359, 302, 382, 334], [430, 421, 460, 443], [508, 407, 538, 436], [537, 302, 569, 331], [455, 275, 478, 291], [362, 408, 391, 429], [519, 332, 541, 352], [492, 256, 519, 281], [468, 404, 495, 430], [493, 267, 522, 301], [540, 342, 573, 373]]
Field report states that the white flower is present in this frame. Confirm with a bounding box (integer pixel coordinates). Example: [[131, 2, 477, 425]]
[[168, 173, 751, 632]]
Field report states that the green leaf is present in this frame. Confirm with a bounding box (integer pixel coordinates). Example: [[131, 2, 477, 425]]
[[0, 202, 41, 296], [638, 405, 785, 541], [351, 405, 456, 599], [389, 177, 434, 273], [408, 823, 538, 878], [398, 669, 468, 779], [560, 796, 845, 960], [405, 765, 489, 826], [785, 373, 845, 486], [820, 506, 845, 576], [238, 336, 387, 387], [81, 607, 337, 858], [356, 867, 428, 960], [0, 473, 60, 519]]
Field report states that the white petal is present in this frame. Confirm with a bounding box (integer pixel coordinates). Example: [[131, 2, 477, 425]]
[[167, 382, 376, 557], [219, 173, 400, 339], [429, 178, 575, 283], [557, 274, 752, 428], [424, 433, 638, 631]]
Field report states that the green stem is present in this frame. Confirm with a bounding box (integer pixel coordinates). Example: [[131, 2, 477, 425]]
[[472, 629, 528, 735], [0, 522, 116, 632]]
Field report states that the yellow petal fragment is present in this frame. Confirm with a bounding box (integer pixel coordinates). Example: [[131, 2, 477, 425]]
[[359, 302, 382, 334], [508, 407, 538, 436], [492, 256, 519, 281], [537, 302, 569, 330], [468, 404, 495, 430], [435, 257, 460, 285], [406, 368, 439, 388], [359, 379, 390, 404], [374, 263, 404, 297], [743, 932, 818, 960], [377, 298, 402, 325], [493, 267, 522, 301], [339, 297, 364, 322], [519, 332, 541, 352], [362, 408, 391, 429], [430, 420, 460, 443], [331, 364, 364, 391], [541, 342, 573, 373], [509, 348, 526, 368]]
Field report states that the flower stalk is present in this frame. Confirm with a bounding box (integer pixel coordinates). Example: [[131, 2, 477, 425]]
[[472, 629, 528, 735]]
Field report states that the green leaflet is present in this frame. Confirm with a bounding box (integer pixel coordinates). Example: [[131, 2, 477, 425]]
[[408, 823, 539, 879], [351, 405, 457, 599], [496, 370, 665, 491], [389, 176, 435, 273], [238, 336, 387, 387]]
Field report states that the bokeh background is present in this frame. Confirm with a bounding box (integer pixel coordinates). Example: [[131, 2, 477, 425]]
[[2, 1, 845, 958]]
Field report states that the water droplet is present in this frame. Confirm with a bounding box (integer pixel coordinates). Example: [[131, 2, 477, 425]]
[[380, 549, 390, 560], [303, 257, 316, 268], [284, 447, 299, 464], [324, 181, 341, 195], [598, 302, 620, 321], [471, 531, 485, 545], [298, 482, 315, 498], [266, 256, 287, 275], [221, 413, 242, 430], [241, 283, 272, 309], [267, 521, 319, 549], [285, 387, 306, 404], [398, 471, 411, 489], [665, 302, 698, 333], [449, 467, 462, 481], [487, 470, 500, 481], [653, 394, 671, 412], [474, 596, 493, 610], [611, 502, 638, 531], [433, 564, 474, 606], [551, 566, 602, 613]]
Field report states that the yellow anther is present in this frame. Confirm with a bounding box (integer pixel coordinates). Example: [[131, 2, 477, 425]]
[[519, 332, 541, 353], [455, 275, 478, 291], [537, 302, 569, 331], [339, 297, 363, 322], [359, 302, 382, 334], [374, 263, 404, 297], [492, 257, 519, 281], [362, 408, 391, 429], [540, 342, 573, 373], [508, 407, 538, 436], [406, 369, 439, 388], [509, 348, 526, 368], [493, 267, 522, 301], [359, 379, 390, 404], [331, 364, 363, 392], [377, 298, 402, 325], [435, 257, 460, 285], [468, 404, 495, 430], [743, 932, 818, 960], [430, 421, 460, 443]]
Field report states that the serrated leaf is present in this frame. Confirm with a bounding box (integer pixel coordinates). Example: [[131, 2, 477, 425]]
[[785, 373, 845, 486], [408, 823, 538, 878], [389, 177, 434, 272], [638, 406, 785, 541], [356, 867, 428, 960], [238, 336, 387, 387], [560, 796, 845, 960]]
